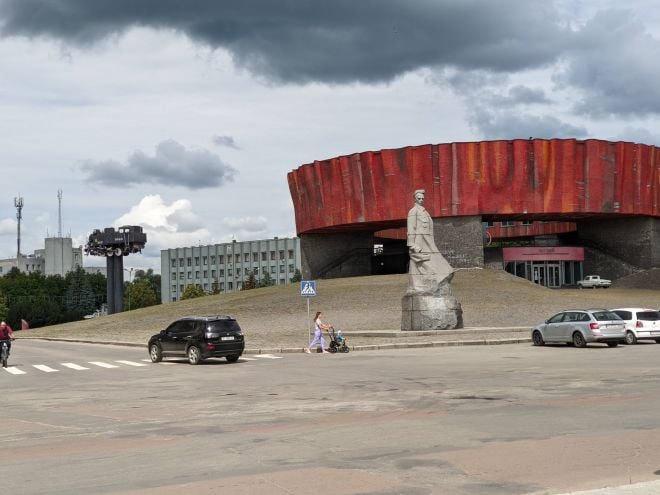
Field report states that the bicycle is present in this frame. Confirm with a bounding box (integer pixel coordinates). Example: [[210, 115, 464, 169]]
[[1, 338, 13, 368]]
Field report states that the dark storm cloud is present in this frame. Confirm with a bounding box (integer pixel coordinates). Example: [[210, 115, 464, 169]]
[[558, 9, 660, 117], [80, 139, 237, 189], [0, 0, 569, 83]]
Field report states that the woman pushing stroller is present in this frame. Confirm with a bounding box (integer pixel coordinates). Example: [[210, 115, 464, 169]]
[[305, 311, 331, 354]]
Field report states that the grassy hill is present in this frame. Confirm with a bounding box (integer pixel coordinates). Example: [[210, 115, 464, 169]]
[[20, 268, 660, 349]]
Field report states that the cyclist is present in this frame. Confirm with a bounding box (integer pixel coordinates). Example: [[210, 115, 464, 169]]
[[0, 321, 14, 355]]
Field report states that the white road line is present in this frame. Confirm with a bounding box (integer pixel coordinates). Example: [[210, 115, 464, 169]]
[[88, 361, 119, 369], [33, 365, 59, 373], [239, 356, 258, 361], [115, 360, 148, 367], [141, 359, 152, 363], [61, 363, 89, 370], [255, 354, 283, 359], [4, 367, 26, 375]]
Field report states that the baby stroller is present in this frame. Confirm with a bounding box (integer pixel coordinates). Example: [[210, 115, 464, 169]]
[[327, 326, 350, 353]]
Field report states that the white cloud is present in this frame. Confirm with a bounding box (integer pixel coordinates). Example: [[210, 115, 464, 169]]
[[0, 218, 15, 235], [114, 194, 211, 254]]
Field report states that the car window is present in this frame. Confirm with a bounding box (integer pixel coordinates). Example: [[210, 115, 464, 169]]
[[578, 313, 591, 322], [637, 311, 660, 321], [564, 312, 581, 322], [613, 310, 631, 320], [170, 320, 194, 335], [548, 313, 565, 324], [593, 311, 621, 321], [207, 320, 241, 333], [165, 321, 183, 333]]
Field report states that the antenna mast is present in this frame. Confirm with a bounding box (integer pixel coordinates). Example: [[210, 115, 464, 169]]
[[57, 189, 63, 238], [14, 195, 23, 264]]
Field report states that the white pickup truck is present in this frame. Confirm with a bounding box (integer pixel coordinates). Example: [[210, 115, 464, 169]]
[[577, 275, 612, 289]]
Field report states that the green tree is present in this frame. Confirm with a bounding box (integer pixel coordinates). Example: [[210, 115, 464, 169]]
[[0, 292, 8, 322], [65, 267, 96, 318], [9, 297, 62, 328], [181, 284, 206, 300], [290, 268, 302, 283], [133, 269, 161, 304], [86, 272, 107, 310], [258, 272, 274, 288], [242, 272, 258, 291], [124, 279, 158, 310]]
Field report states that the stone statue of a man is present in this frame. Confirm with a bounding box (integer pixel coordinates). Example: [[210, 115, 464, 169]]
[[406, 189, 453, 293], [402, 189, 462, 329]]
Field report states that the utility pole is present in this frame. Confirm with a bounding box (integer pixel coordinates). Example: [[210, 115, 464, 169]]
[[14, 196, 23, 267], [57, 189, 62, 238]]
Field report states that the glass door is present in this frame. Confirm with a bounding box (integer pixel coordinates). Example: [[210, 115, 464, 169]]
[[547, 263, 561, 288]]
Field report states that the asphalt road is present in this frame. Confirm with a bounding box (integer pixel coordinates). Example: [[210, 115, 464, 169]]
[[3, 340, 660, 495]]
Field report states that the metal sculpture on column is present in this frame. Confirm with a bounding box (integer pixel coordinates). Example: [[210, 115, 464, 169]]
[[84, 226, 147, 314]]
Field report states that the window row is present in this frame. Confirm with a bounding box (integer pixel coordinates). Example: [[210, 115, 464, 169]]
[[171, 264, 296, 280], [170, 250, 296, 268], [171, 277, 291, 295]]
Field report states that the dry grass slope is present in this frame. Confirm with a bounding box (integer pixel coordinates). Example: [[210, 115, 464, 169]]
[[21, 269, 660, 349]]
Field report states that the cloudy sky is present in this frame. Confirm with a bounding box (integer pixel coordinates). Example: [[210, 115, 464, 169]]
[[1, 0, 659, 272]]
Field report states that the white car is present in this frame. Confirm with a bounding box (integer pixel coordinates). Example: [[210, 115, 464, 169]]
[[611, 308, 660, 345]]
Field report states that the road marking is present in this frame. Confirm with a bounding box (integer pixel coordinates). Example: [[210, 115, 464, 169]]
[[4, 367, 25, 375], [255, 354, 283, 359], [141, 359, 152, 363], [239, 356, 258, 361], [115, 360, 148, 367], [61, 363, 89, 370], [33, 365, 58, 373], [89, 361, 119, 369]]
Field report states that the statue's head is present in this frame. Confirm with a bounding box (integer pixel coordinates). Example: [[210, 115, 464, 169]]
[[414, 189, 425, 205]]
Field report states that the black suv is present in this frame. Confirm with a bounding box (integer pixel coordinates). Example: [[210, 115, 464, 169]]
[[148, 316, 245, 365]]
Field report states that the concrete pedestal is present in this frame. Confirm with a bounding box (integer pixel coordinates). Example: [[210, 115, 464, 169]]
[[401, 282, 463, 331]]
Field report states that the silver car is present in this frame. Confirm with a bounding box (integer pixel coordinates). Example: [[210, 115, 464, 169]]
[[532, 309, 625, 348]]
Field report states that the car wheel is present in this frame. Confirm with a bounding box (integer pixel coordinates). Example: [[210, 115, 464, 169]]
[[532, 331, 545, 346], [655, 339, 660, 344], [149, 343, 163, 363], [226, 354, 240, 363], [573, 332, 587, 348], [187, 345, 202, 365], [607, 341, 619, 347], [625, 331, 637, 345]]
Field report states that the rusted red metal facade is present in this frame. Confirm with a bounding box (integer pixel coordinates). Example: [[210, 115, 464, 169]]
[[288, 139, 659, 235]]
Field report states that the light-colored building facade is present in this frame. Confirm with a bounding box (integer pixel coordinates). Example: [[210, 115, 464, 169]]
[[0, 237, 83, 277], [160, 237, 301, 303]]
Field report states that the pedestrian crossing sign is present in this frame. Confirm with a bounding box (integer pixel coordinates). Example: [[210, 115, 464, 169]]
[[300, 280, 316, 297]]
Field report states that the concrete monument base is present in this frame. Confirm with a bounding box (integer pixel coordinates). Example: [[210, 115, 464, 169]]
[[401, 283, 463, 331]]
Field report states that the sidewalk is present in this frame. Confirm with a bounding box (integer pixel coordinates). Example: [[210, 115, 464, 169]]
[[18, 326, 533, 353]]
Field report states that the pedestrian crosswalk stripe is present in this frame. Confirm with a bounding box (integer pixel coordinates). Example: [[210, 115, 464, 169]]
[[33, 365, 58, 373], [255, 354, 282, 359], [115, 360, 147, 367], [89, 361, 119, 369], [4, 367, 25, 375], [61, 363, 89, 370]]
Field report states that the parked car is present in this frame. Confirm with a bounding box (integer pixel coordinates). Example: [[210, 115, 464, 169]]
[[577, 275, 611, 289], [610, 308, 660, 344], [148, 315, 245, 365], [532, 309, 625, 348]]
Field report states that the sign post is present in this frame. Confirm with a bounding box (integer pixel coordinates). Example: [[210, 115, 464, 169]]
[[300, 280, 317, 344]]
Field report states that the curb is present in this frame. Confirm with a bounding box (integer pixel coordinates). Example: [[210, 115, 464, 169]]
[[17, 336, 532, 352]]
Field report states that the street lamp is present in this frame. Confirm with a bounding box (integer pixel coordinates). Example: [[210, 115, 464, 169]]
[[124, 268, 134, 311]]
